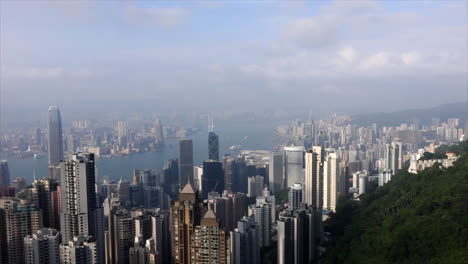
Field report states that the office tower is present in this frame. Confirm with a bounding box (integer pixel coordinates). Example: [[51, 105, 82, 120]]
[[24, 228, 61, 264], [0, 198, 42, 264], [163, 158, 179, 199], [117, 120, 129, 147], [269, 152, 284, 193], [60, 235, 97, 264], [143, 186, 164, 209], [288, 183, 305, 210], [154, 118, 164, 142], [233, 156, 248, 193], [230, 216, 260, 264], [179, 139, 194, 186], [202, 160, 224, 199], [208, 131, 219, 161], [170, 183, 204, 264], [59, 153, 104, 262], [208, 191, 247, 232], [107, 207, 135, 264], [256, 188, 276, 224], [305, 146, 323, 208], [391, 141, 402, 174], [247, 175, 264, 197], [284, 146, 305, 186], [277, 204, 317, 264], [193, 165, 203, 192], [48, 106, 64, 168], [249, 201, 271, 248], [150, 210, 171, 263], [323, 152, 344, 212], [0, 160, 10, 188], [30, 178, 60, 229], [223, 156, 235, 191], [35, 128, 42, 145], [190, 209, 230, 264], [129, 235, 159, 264]]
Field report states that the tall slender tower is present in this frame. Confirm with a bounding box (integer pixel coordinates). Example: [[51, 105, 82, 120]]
[[47, 106, 63, 167], [208, 132, 219, 161], [170, 183, 204, 264], [179, 139, 194, 186], [0, 160, 10, 188], [305, 147, 323, 208], [59, 153, 104, 262]]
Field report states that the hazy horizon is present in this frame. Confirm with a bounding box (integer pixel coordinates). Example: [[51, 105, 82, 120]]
[[1, 1, 467, 124]]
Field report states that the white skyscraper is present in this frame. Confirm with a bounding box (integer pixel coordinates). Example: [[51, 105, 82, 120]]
[[323, 152, 344, 212], [305, 146, 323, 208]]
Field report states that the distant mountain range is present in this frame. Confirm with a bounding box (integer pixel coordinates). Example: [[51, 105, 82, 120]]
[[351, 102, 467, 126]]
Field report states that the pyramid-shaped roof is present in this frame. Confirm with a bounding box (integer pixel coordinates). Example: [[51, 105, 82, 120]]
[[180, 183, 195, 194]]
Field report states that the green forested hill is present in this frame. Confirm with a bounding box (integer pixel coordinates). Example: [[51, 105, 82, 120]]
[[322, 141, 468, 264]]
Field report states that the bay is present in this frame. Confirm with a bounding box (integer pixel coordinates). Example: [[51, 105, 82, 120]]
[[3, 119, 283, 184]]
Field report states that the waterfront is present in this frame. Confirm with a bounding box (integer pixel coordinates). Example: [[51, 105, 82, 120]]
[[3, 119, 283, 184]]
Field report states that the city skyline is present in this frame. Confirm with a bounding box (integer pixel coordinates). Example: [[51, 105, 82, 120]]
[[0, 1, 467, 264]]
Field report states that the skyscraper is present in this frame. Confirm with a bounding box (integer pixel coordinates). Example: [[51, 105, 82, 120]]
[[179, 139, 194, 186], [323, 152, 344, 212], [202, 160, 224, 199], [107, 206, 135, 264], [284, 146, 305, 186], [35, 128, 42, 145], [249, 202, 271, 248], [60, 235, 97, 264], [277, 204, 318, 264], [24, 228, 61, 264], [0, 160, 10, 188], [170, 183, 204, 264], [268, 152, 284, 193], [47, 106, 64, 167], [0, 198, 42, 264], [305, 146, 323, 208], [230, 216, 260, 264], [223, 156, 235, 191], [59, 153, 103, 262], [208, 132, 219, 161], [288, 183, 305, 210], [190, 209, 230, 264], [31, 178, 60, 229]]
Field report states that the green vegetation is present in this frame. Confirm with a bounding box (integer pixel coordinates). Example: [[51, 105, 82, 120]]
[[322, 140, 468, 264]]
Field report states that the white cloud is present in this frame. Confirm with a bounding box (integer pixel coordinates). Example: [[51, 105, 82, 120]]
[[1, 67, 95, 80], [124, 5, 189, 28]]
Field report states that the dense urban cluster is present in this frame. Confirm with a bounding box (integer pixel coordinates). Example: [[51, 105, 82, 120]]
[[0, 106, 466, 264]]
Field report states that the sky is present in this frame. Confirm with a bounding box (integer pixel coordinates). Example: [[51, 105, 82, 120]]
[[1, 0, 467, 121]]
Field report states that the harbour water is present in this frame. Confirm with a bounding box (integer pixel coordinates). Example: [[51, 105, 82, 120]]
[[3, 119, 284, 184]]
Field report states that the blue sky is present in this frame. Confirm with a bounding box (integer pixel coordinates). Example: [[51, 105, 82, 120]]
[[1, 0, 467, 118]]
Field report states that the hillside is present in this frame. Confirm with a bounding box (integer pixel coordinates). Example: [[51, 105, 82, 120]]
[[351, 102, 467, 126], [322, 140, 468, 264]]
